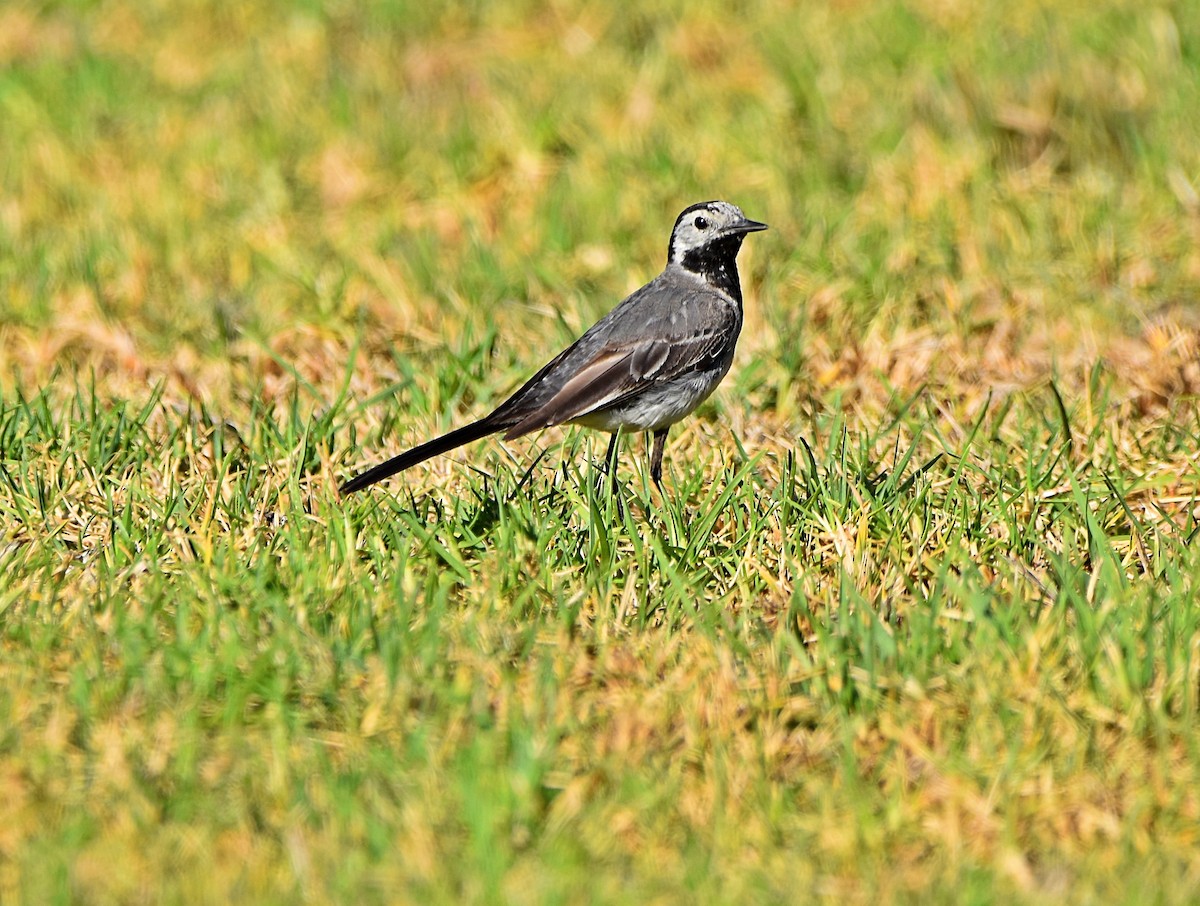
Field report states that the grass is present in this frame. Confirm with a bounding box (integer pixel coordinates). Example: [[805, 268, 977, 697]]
[[2, 0, 1200, 902]]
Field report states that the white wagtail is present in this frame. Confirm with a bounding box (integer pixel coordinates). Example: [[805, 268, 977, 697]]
[[339, 200, 767, 495]]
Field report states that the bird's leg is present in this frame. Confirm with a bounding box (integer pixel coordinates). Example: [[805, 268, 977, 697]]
[[649, 428, 668, 490], [604, 431, 620, 487], [594, 430, 619, 492], [594, 430, 624, 519]]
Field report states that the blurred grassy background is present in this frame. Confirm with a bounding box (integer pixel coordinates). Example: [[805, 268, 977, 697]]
[[4, 0, 1198, 400], [1, 0, 1199, 903]]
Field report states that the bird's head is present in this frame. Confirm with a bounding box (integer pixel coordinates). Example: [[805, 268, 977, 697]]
[[668, 200, 768, 268]]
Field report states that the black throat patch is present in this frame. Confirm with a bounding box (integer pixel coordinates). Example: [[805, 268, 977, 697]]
[[680, 235, 746, 305]]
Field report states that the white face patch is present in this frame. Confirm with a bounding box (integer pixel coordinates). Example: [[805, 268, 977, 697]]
[[670, 201, 749, 262]]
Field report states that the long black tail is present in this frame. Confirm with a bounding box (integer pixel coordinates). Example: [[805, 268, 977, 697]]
[[339, 418, 501, 494]]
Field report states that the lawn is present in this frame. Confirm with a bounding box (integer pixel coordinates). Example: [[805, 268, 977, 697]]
[[1, 0, 1199, 903]]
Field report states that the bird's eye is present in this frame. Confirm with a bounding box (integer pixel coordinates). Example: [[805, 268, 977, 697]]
[[694, 216, 709, 230]]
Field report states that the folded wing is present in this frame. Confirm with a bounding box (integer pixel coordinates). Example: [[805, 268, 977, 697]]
[[502, 324, 732, 439]]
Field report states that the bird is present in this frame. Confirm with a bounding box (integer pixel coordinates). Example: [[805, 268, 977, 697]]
[[339, 200, 767, 495]]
